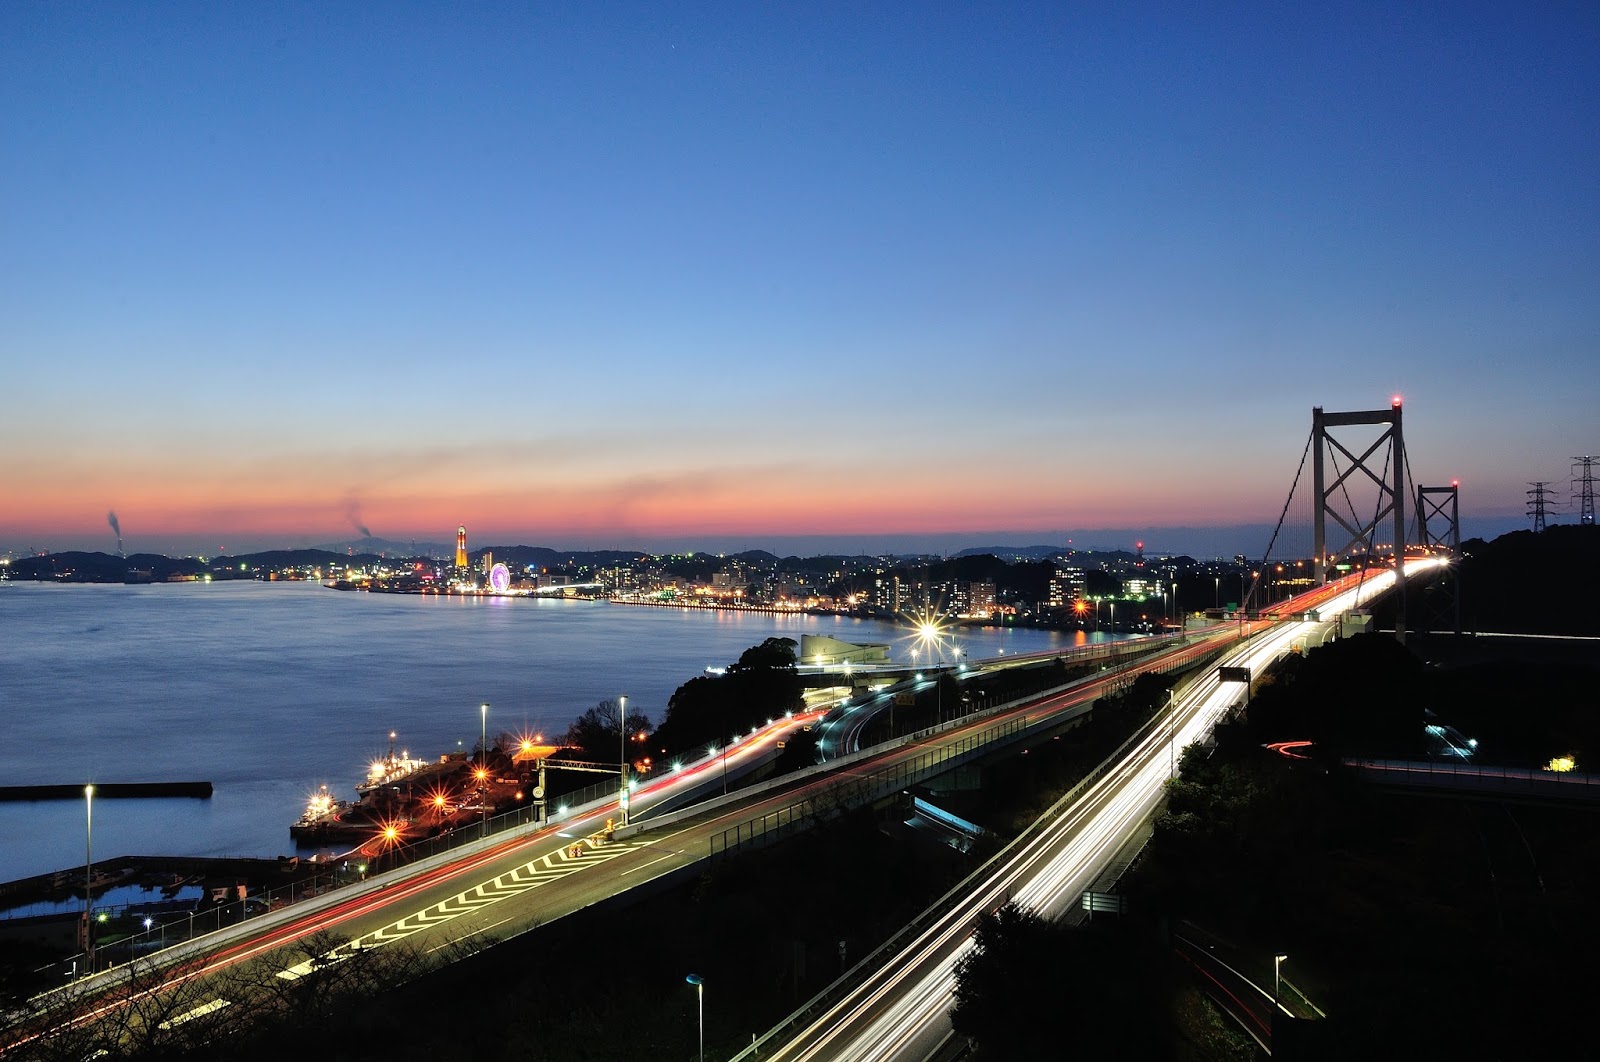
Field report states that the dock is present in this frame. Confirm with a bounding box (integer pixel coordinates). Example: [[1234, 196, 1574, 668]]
[[0, 782, 213, 802]]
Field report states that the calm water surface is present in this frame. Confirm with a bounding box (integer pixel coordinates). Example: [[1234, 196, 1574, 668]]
[[0, 580, 1096, 884]]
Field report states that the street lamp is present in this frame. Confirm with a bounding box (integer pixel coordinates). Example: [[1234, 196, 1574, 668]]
[[1274, 953, 1288, 1003], [84, 784, 94, 976], [685, 973, 705, 1062], [479, 702, 489, 838], [619, 695, 629, 827]]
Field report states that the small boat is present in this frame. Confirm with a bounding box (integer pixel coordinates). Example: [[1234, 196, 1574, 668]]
[[357, 732, 429, 794], [289, 785, 356, 840]]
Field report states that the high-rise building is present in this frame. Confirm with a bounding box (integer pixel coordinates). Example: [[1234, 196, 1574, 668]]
[[455, 526, 468, 569], [1049, 567, 1086, 607]]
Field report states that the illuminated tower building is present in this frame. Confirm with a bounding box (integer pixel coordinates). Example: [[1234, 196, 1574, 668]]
[[455, 525, 468, 569]]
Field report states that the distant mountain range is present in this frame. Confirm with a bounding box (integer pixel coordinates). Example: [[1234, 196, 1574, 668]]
[[312, 537, 452, 557]]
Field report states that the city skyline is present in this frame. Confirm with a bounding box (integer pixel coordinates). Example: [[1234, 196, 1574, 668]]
[[3, 4, 1595, 554]]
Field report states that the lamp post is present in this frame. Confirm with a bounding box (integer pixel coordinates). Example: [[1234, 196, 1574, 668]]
[[84, 784, 94, 977], [1274, 953, 1287, 1003], [619, 695, 629, 827], [685, 973, 705, 1062], [479, 702, 489, 838]]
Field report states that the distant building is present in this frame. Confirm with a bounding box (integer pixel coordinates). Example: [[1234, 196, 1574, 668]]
[[481, 551, 494, 576], [455, 526, 468, 569], [1048, 567, 1086, 607], [968, 581, 996, 616], [799, 634, 890, 666]]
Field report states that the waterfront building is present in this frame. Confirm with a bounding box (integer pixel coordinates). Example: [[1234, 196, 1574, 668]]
[[1049, 567, 1086, 608], [799, 634, 890, 666], [455, 525, 468, 569]]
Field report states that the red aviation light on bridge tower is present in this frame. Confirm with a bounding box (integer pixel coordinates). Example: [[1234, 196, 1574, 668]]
[[1391, 394, 1403, 408]]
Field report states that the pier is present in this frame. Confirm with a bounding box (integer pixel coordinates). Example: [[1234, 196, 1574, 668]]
[[0, 782, 213, 802]]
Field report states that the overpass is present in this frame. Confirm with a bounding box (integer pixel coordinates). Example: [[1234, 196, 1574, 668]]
[[1345, 758, 1600, 804]]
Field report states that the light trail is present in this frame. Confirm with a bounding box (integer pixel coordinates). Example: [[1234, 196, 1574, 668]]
[[7, 708, 824, 1053], [764, 559, 1443, 1061]]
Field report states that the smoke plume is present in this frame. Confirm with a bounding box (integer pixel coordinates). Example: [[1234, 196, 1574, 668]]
[[343, 496, 374, 540], [107, 510, 123, 557]]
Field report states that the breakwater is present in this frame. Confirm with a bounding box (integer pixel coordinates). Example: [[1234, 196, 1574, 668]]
[[0, 782, 213, 802]]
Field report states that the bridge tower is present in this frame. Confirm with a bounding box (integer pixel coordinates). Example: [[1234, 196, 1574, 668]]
[[1311, 400, 1407, 641], [1416, 481, 1460, 553], [1416, 481, 1461, 634]]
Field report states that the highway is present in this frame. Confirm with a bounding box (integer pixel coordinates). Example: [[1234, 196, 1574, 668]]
[[816, 632, 1194, 759], [751, 560, 1442, 1061], [13, 625, 1238, 1052], [17, 562, 1438, 1053]]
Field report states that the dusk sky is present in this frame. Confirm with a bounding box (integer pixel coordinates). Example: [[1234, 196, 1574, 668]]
[[3, 3, 1596, 558]]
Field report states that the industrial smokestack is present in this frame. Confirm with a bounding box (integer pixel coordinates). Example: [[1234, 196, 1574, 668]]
[[107, 511, 123, 558]]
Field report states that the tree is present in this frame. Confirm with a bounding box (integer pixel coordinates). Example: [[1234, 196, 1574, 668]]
[[952, 903, 1169, 1059], [952, 903, 1069, 1058], [1246, 635, 1424, 757], [562, 698, 652, 764], [730, 636, 798, 672], [647, 640, 804, 761]]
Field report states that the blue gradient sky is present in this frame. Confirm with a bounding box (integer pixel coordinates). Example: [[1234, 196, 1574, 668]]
[[3, 2, 1596, 557]]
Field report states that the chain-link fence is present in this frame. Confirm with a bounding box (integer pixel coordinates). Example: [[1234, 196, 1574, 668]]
[[709, 715, 1032, 859]]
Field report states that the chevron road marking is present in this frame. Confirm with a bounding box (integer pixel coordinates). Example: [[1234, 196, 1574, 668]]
[[157, 998, 231, 1029], [275, 837, 651, 980]]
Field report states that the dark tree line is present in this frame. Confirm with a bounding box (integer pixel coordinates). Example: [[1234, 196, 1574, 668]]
[[557, 638, 804, 772], [952, 903, 1198, 1060]]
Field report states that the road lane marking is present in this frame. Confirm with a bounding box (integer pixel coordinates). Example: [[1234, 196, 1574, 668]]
[[619, 854, 673, 877], [276, 837, 653, 978], [157, 998, 231, 1029]]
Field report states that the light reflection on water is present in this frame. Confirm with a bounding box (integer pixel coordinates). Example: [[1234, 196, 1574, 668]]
[[0, 580, 1107, 883]]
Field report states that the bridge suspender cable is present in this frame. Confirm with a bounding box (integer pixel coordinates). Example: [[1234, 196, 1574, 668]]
[[1247, 430, 1314, 614]]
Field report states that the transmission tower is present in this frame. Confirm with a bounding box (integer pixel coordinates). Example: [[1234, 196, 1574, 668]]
[[1312, 400, 1407, 642], [1574, 456, 1596, 526], [1526, 482, 1553, 533]]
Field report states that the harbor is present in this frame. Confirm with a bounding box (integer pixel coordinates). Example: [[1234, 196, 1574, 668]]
[[289, 731, 594, 853], [0, 579, 1079, 885]]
